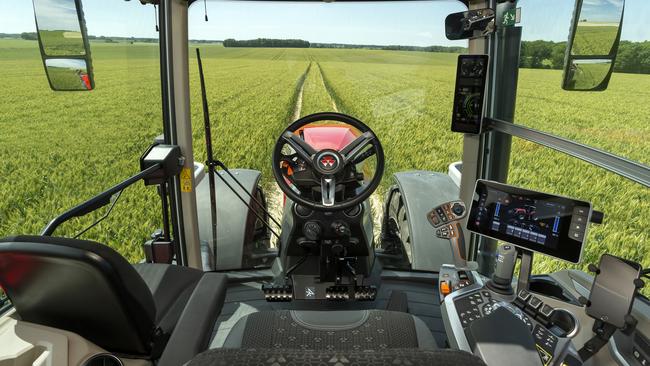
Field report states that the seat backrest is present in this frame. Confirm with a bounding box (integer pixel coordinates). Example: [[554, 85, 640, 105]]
[[187, 348, 487, 366], [0, 236, 157, 356]]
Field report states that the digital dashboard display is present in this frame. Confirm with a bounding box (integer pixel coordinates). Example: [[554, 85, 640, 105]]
[[467, 180, 592, 263], [451, 55, 488, 134]]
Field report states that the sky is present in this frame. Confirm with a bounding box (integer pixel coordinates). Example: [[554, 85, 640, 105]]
[[32, 0, 81, 31], [580, 0, 624, 23], [1, 0, 648, 46]]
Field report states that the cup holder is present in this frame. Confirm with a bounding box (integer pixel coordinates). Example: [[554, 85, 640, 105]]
[[550, 308, 579, 338]]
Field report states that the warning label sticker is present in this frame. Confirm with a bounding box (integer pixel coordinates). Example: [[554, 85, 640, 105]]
[[180, 167, 192, 192]]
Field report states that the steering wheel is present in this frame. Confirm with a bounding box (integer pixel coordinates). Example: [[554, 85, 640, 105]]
[[272, 112, 384, 211]]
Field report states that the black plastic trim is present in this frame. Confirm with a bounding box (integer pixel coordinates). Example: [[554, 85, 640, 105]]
[[159, 0, 187, 266], [157, 273, 227, 366]]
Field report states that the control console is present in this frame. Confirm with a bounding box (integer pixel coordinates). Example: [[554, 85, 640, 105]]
[[445, 278, 581, 366], [437, 180, 641, 366]]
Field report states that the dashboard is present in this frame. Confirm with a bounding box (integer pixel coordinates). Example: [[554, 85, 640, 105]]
[[433, 180, 648, 366]]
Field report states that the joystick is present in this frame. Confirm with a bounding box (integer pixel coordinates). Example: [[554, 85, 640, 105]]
[[427, 200, 469, 268], [486, 244, 516, 295]]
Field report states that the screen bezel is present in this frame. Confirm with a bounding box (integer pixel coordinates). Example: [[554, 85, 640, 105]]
[[467, 180, 592, 264]]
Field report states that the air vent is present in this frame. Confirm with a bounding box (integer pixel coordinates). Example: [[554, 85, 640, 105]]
[[83, 354, 123, 366]]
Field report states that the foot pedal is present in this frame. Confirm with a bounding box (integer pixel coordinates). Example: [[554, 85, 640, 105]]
[[262, 284, 293, 302], [354, 285, 377, 301]]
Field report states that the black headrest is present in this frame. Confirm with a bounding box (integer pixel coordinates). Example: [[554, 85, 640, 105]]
[[0, 236, 156, 356]]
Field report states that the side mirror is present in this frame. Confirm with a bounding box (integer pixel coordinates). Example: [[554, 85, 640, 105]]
[[445, 8, 496, 40], [562, 0, 625, 91], [32, 0, 94, 91]]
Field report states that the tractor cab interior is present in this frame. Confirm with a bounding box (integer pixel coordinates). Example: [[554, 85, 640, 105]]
[[0, 1, 649, 366]]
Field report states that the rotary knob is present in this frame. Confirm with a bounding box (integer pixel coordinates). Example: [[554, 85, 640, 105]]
[[303, 221, 321, 241], [452, 202, 465, 216]]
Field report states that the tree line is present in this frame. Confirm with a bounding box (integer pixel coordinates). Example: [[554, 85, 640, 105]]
[[223, 38, 310, 48], [13, 32, 158, 43], [520, 40, 650, 74], [310, 42, 467, 53], [222, 38, 467, 53]]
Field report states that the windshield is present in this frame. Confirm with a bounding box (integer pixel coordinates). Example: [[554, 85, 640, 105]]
[[0, 0, 647, 301], [188, 0, 468, 230]]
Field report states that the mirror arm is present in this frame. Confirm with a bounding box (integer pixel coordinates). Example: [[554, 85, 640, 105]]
[[72, 189, 124, 239], [41, 163, 162, 236]]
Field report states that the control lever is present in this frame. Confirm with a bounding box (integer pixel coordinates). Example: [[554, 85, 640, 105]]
[[427, 200, 468, 268], [486, 244, 516, 295]]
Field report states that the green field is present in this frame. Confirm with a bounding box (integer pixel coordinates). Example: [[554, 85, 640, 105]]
[[39, 30, 86, 56], [572, 24, 619, 56], [0, 40, 648, 290]]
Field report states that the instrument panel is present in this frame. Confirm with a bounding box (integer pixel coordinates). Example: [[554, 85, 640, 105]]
[[451, 54, 489, 134], [467, 180, 592, 263]]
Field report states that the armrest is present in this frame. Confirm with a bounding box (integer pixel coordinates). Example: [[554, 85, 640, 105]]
[[467, 307, 543, 366], [157, 273, 227, 366]]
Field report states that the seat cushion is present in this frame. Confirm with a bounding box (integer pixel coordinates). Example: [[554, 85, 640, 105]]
[[133, 263, 204, 328], [223, 310, 437, 350], [189, 348, 486, 366]]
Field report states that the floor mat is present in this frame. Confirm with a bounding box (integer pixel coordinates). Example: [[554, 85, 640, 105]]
[[210, 273, 447, 348]]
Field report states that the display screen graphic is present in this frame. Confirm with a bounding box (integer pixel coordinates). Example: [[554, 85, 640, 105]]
[[468, 180, 592, 263], [451, 54, 488, 134]]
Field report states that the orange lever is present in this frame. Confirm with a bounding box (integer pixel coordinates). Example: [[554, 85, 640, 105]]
[[440, 280, 451, 296]]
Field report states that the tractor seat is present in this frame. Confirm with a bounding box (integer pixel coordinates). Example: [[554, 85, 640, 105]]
[[133, 262, 203, 325], [222, 309, 438, 350], [189, 348, 487, 366], [0, 235, 227, 360]]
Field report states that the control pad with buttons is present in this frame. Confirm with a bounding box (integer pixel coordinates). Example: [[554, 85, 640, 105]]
[[534, 325, 558, 365], [438, 266, 475, 301], [427, 200, 467, 228], [429, 201, 469, 264]]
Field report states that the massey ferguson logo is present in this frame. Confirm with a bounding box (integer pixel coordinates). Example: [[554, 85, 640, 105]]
[[320, 155, 337, 169]]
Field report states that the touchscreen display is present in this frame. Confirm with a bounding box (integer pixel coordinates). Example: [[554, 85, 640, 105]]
[[467, 180, 591, 263], [451, 55, 488, 134]]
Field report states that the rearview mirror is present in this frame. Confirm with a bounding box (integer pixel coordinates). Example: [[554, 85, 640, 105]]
[[562, 0, 625, 91], [445, 8, 496, 40], [45, 58, 92, 90], [32, 0, 94, 91]]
